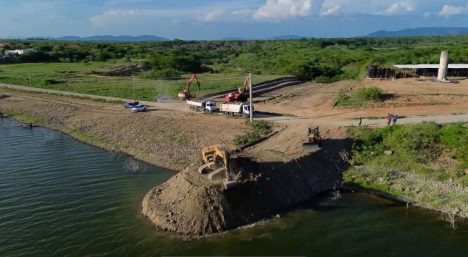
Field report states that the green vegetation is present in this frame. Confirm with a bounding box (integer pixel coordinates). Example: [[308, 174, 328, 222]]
[[1, 36, 467, 99], [234, 120, 273, 148], [0, 62, 280, 100], [348, 123, 467, 174], [12, 113, 43, 125], [344, 123, 468, 217], [335, 86, 384, 107]]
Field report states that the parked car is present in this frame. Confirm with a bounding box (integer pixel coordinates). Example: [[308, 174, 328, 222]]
[[124, 101, 139, 109], [131, 104, 147, 112]]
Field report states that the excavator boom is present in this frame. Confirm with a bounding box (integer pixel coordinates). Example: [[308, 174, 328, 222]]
[[178, 73, 200, 100], [223, 76, 250, 103]]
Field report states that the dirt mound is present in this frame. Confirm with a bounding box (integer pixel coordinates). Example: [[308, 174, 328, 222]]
[[142, 168, 228, 235], [141, 138, 351, 237]]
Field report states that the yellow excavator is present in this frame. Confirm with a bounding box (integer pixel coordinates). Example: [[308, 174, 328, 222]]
[[303, 126, 322, 153], [178, 73, 200, 100], [198, 145, 238, 189]]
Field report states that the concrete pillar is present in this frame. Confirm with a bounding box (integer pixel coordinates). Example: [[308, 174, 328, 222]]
[[437, 51, 449, 81]]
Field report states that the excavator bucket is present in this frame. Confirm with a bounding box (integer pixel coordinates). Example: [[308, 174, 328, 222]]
[[223, 179, 238, 190], [303, 127, 321, 153]]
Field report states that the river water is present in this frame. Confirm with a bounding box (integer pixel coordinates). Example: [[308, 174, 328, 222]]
[[0, 118, 466, 257]]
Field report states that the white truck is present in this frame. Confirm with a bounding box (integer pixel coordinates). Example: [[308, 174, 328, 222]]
[[220, 102, 253, 117], [186, 99, 218, 112]]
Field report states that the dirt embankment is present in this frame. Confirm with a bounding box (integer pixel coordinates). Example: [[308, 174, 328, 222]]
[[0, 91, 246, 171], [141, 137, 351, 236]]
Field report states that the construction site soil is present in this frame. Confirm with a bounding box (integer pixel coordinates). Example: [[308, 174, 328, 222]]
[[1, 78, 467, 237], [142, 138, 350, 237]]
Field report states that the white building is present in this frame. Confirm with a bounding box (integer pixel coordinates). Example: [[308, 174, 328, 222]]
[[5, 48, 35, 56]]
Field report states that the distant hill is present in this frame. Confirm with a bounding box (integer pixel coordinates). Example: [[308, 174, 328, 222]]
[[220, 37, 246, 41], [48, 35, 168, 42], [268, 35, 306, 40], [367, 27, 468, 37]]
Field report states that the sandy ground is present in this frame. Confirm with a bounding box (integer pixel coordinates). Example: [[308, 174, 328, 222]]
[[246, 78, 468, 162], [0, 90, 246, 171]]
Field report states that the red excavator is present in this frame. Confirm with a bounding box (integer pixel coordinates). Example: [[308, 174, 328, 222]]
[[223, 76, 250, 103], [178, 73, 200, 100]]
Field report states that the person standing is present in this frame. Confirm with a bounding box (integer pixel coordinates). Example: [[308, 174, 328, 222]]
[[392, 114, 398, 125], [386, 114, 392, 126]]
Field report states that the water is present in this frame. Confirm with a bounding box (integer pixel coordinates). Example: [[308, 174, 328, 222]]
[[0, 118, 467, 257]]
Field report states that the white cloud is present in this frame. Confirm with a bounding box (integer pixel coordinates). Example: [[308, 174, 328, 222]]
[[320, 5, 341, 16], [438, 4, 467, 17], [253, 0, 313, 22], [199, 9, 225, 22], [319, 0, 421, 16], [379, 1, 415, 16], [89, 9, 186, 27]]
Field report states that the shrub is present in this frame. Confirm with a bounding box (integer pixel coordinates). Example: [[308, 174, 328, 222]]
[[335, 86, 384, 107], [440, 123, 468, 168], [234, 120, 272, 148], [41, 79, 63, 86], [142, 69, 182, 79], [356, 86, 384, 101]]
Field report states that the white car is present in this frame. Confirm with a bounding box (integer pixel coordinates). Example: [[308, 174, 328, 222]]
[[131, 104, 147, 112]]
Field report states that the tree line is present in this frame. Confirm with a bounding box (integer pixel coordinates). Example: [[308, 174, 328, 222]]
[[1, 36, 467, 82]]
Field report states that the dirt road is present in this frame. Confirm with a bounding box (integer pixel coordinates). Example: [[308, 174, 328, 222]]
[[0, 82, 190, 112]]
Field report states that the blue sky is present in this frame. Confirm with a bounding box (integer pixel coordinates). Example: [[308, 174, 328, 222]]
[[0, 0, 467, 39]]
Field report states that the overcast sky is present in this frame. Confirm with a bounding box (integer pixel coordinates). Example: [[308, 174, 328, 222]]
[[0, 0, 467, 39]]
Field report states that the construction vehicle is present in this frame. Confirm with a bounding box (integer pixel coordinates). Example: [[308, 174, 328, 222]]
[[302, 126, 322, 152], [223, 76, 250, 103], [198, 145, 238, 189], [186, 99, 218, 112], [220, 102, 253, 118], [178, 73, 200, 100]]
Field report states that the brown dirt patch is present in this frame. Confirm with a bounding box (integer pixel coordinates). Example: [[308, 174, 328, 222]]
[[0, 90, 247, 171]]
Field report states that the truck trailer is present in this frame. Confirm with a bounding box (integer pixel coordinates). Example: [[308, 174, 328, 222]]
[[186, 99, 218, 112], [220, 102, 253, 117]]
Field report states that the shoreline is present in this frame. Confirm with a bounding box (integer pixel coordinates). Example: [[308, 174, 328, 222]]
[[1, 90, 466, 236], [3, 110, 466, 234]]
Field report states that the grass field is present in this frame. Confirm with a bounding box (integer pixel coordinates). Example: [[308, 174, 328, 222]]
[[0, 62, 284, 100]]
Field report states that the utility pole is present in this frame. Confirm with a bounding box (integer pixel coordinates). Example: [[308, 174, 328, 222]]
[[132, 75, 136, 101], [249, 72, 253, 123], [28, 72, 32, 87]]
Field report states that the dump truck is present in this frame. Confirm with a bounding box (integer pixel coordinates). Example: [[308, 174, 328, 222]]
[[220, 102, 253, 117], [186, 99, 218, 112]]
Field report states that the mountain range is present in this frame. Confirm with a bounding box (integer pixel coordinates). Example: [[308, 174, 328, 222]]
[[366, 27, 468, 37], [14, 27, 468, 42], [31, 35, 168, 42]]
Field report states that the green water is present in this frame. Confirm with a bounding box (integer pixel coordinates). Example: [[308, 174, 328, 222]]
[[0, 118, 467, 257]]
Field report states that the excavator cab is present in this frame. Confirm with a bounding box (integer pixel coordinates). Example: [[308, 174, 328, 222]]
[[303, 126, 322, 153], [223, 76, 250, 103], [198, 145, 238, 189]]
